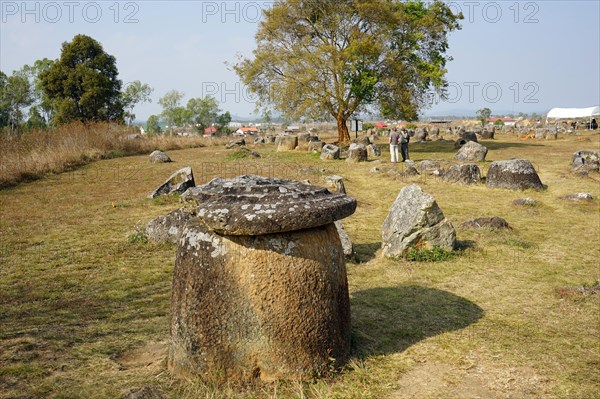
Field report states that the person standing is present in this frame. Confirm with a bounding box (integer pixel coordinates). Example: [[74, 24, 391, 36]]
[[389, 128, 400, 163], [400, 128, 410, 162]]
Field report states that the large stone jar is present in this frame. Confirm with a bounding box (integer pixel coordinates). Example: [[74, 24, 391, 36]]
[[168, 175, 356, 382]]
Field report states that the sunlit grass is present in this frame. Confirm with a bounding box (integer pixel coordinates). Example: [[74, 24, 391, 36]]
[[0, 130, 598, 398]]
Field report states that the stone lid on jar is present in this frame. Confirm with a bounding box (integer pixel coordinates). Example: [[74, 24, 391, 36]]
[[182, 175, 357, 235]]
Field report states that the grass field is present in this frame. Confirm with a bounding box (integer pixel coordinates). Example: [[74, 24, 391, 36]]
[[1, 131, 599, 399]]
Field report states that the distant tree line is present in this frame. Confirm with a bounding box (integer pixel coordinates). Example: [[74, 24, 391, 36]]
[[0, 34, 232, 135]]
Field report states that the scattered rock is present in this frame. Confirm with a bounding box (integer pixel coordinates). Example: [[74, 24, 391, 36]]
[[254, 136, 266, 144], [454, 138, 468, 149], [382, 184, 456, 257], [145, 208, 195, 244], [148, 167, 195, 199], [335, 221, 354, 260], [353, 136, 371, 146], [461, 131, 478, 142], [442, 164, 481, 185], [297, 132, 311, 143], [308, 141, 324, 152], [480, 127, 495, 139], [455, 141, 488, 162], [326, 175, 346, 194], [486, 159, 543, 191], [414, 128, 428, 142], [346, 143, 368, 162], [461, 216, 511, 229], [225, 138, 246, 149], [513, 197, 537, 206], [571, 150, 599, 174], [149, 150, 172, 163], [402, 163, 420, 176], [560, 193, 593, 201], [418, 160, 444, 175], [320, 144, 340, 160], [182, 175, 356, 235], [370, 167, 381, 173], [277, 135, 298, 151], [366, 143, 381, 157]]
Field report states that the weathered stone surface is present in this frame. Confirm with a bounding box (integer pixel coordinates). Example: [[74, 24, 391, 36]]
[[461, 132, 478, 142], [353, 136, 371, 146], [146, 208, 195, 244], [382, 184, 456, 257], [149, 150, 172, 163], [346, 143, 368, 162], [225, 138, 245, 149], [277, 135, 298, 151], [182, 175, 356, 235], [461, 216, 511, 229], [513, 197, 537, 206], [148, 167, 195, 199], [414, 127, 427, 142], [370, 167, 381, 173], [366, 143, 381, 157], [254, 136, 266, 144], [560, 192, 593, 201], [169, 221, 350, 381], [486, 159, 543, 190], [572, 150, 599, 174], [308, 141, 324, 152], [454, 138, 468, 149], [325, 175, 346, 194], [335, 221, 354, 259], [124, 386, 164, 399], [402, 163, 420, 176], [418, 160, 443, 174], [480, 127, 495, 139], [455, 141, 488, 162], [442, 164, 481, 184], [320, 144, 340, 160], [545, 130, 557, 140], [297, 132, 311, 143]]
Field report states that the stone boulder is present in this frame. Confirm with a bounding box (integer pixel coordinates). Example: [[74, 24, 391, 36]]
[[513, 197, 537, 206], [461, 131, 478, 143], [366, 143, 381, 158], [455, 141, 488, 162], [454, 138, 468, 149], [486, 159, 543, 190], [572, 150, 599, 174], [461, 216, 511, 229], [335, 221, 354, 260], [560, 192, 593, 201], [308, 141, 325, 152], [254, 136, 266, 144], [320, 144, 340, 160], [382, 184, 456, 257], [277, 135, 298, 151], [480, 127, 495, 139], [346, 143, 367, 162], [414, 128, 427, 142], [225, 138, 245, 149], [145, 208, 195, 244], [325, 175, 346, 194], [297, 132, 311, 143], [442, 164, 481, 185], [149, 150, 172, 163], [148, 167, 195, 199], [353, 136, 371, 146], [418, 160, 444, 175]]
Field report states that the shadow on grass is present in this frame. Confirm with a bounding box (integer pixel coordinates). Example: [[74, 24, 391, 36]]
[[353, 242, 381, 263], [351, 285, 483, 358]]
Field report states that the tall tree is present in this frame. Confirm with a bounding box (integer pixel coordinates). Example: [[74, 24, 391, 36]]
[[146, 114, 162, 134], [476, 107, 491, 126], [18, 58, 54, 124], [121, 80, 153, 125], [215, 111, 232, 133], [158, 90, 184, 130], [40, 34, 124, 125], [186, 96, 220, 130], [0, 71, 33, 133], [235, 0, 461, 142]]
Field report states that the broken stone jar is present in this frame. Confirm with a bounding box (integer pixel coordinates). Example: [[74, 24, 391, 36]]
[[168, 175, 356, 382]]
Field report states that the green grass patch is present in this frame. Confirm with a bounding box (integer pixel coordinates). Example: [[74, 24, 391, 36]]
[[405, 246, 456, 262]]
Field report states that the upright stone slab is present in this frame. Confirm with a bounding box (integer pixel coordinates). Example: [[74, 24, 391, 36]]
[[169, 175, 356, 382], [148, 167, 195, 199]]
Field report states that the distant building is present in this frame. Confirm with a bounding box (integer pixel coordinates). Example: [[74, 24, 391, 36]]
[[374, 122, 388, 128], [235, 127, 259, 136], [487, 117, 517, 126], [204, 126, 217, 136], [228, 122, 243, 128], [287, 125, 300, 131]]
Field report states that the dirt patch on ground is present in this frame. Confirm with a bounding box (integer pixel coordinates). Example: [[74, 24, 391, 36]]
[[116, 341, 168, 373], [392, 358, 552, 399]]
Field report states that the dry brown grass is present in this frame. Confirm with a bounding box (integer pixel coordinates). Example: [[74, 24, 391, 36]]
[[0, 123, 218, 189], [0, 130, 599, 398]]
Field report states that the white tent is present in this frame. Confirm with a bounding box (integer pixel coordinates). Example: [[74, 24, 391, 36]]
[[546, 106, 599, 129]]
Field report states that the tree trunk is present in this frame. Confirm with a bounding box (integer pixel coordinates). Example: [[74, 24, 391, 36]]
[[336, 114, 351, 143]]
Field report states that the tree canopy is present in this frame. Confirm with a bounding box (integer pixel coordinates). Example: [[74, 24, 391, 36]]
[[476, 107, 491, 126], [40, 34, 124, 125], [235, 0, 461, 142]]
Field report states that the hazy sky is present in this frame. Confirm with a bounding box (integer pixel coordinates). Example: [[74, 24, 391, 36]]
[[1, 0, 599, 120]]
